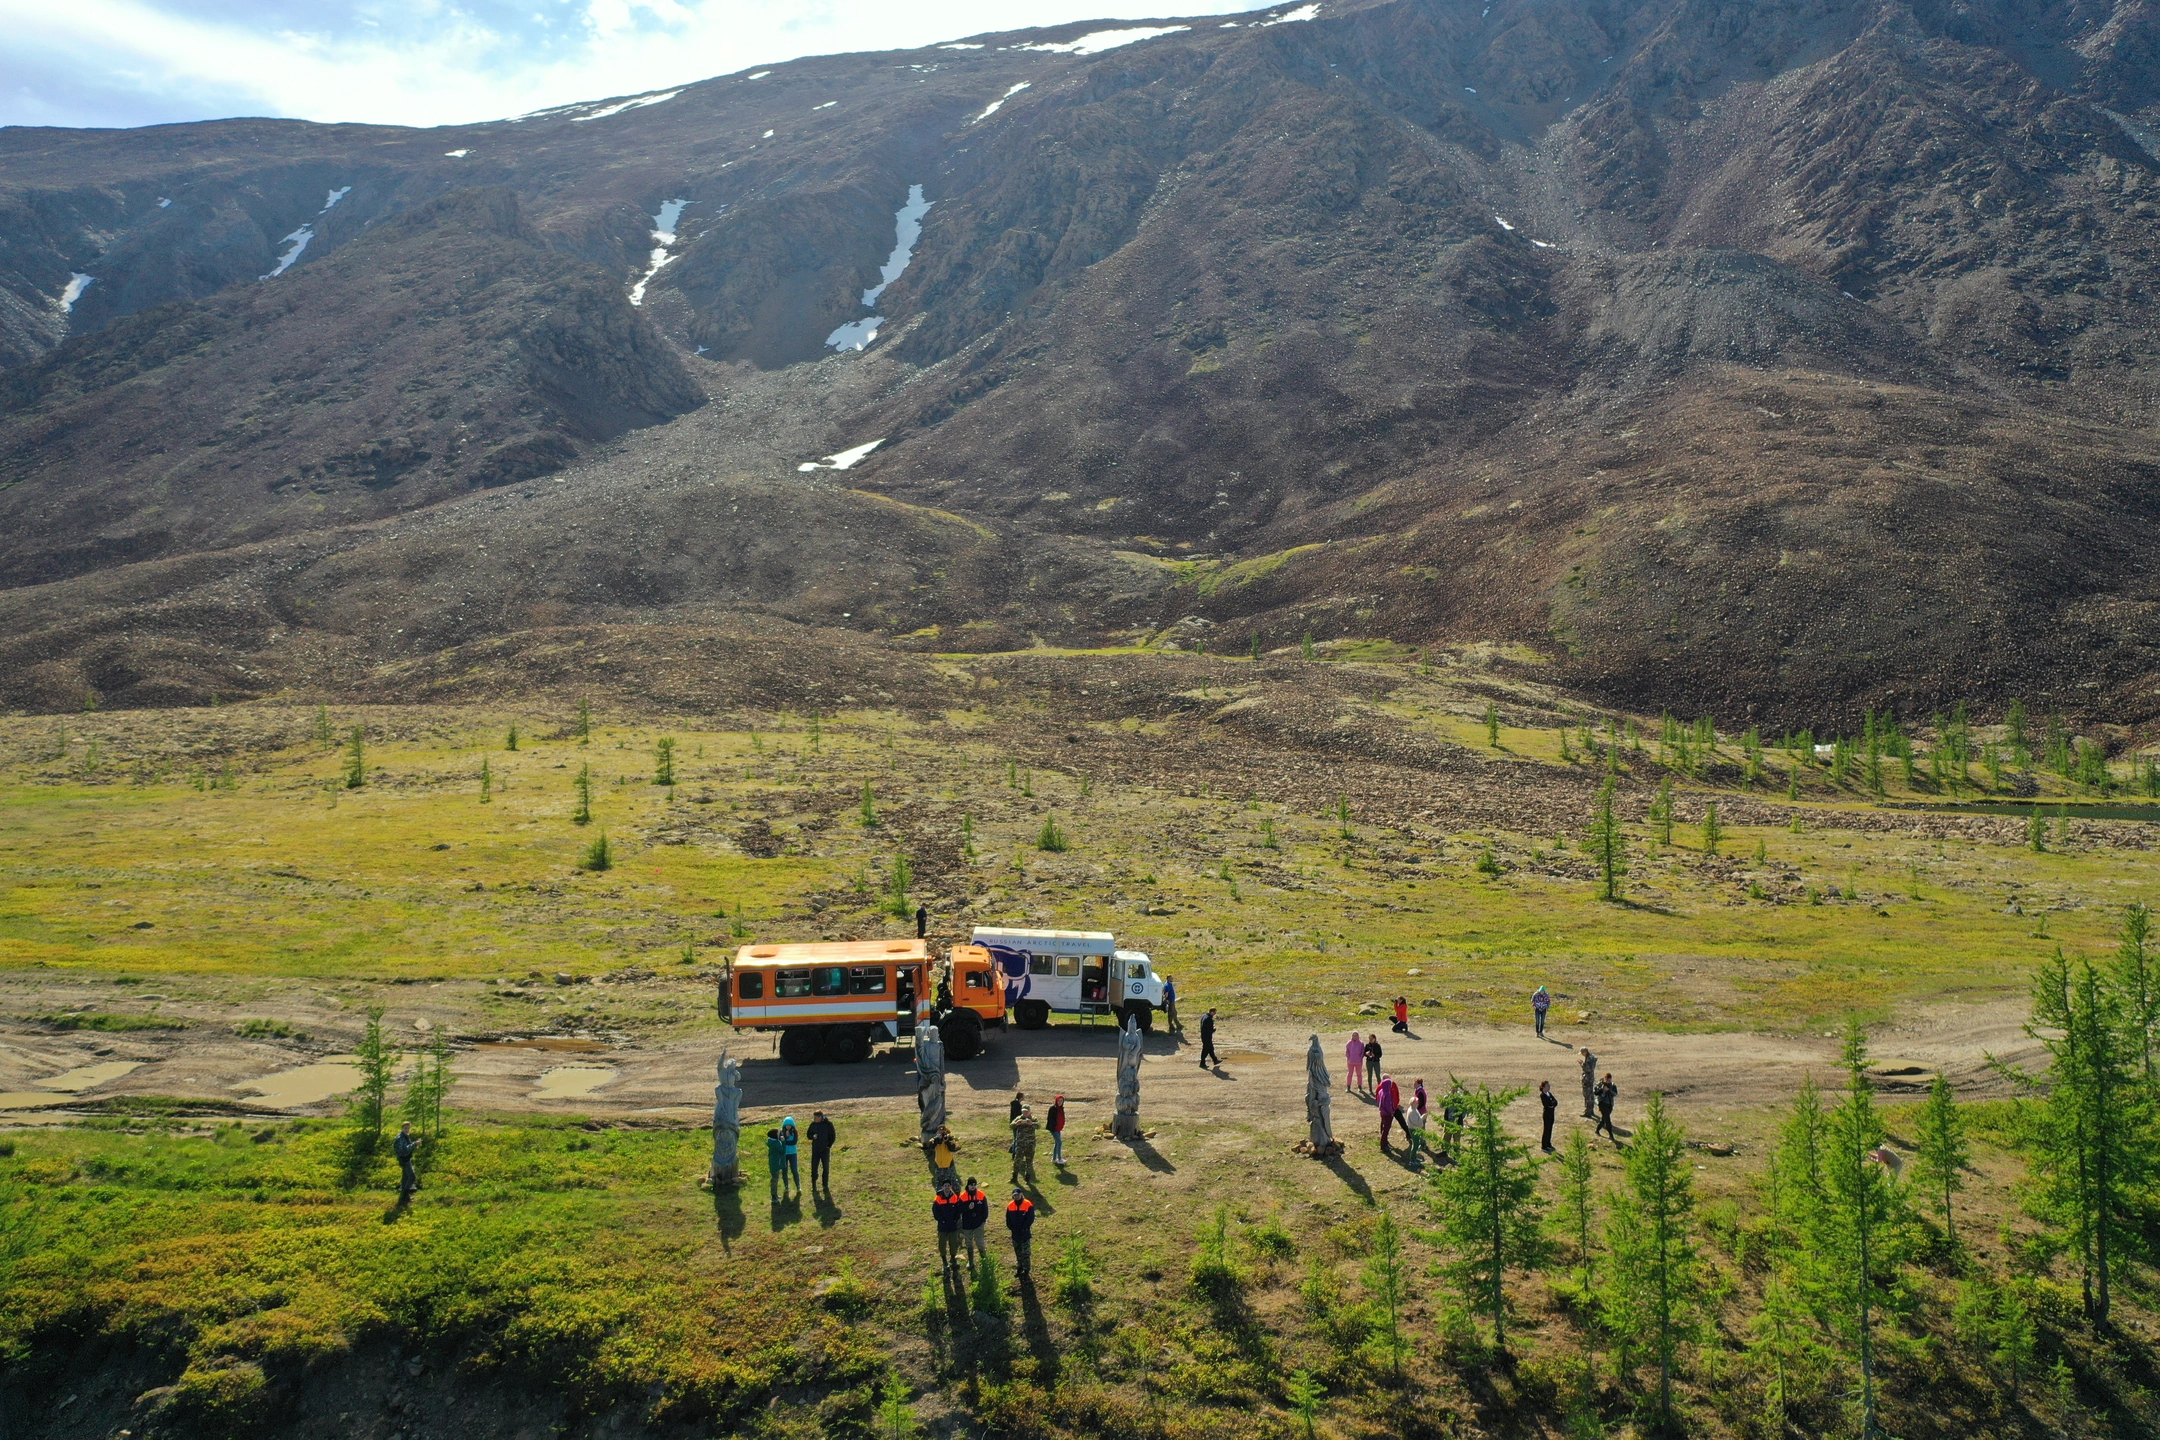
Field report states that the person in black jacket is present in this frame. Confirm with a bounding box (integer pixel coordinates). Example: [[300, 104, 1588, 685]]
[[958, 1178, 990, 1275], [394, 1121, 421, 1200], [807, 1110, 837, 1193], [1199, 1008, 1220, 1068], [1594, 1073, 1619, 1144], [1005, 1188, 1037, 1281], [1538, 1080, 1557, 1152], [932, 1184, 962, 1276]]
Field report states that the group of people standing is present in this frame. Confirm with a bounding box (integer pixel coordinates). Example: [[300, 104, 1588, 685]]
[[764, 1110, 839, 1201], [1348, 994, 1625, 1158], [927, 1087, 1066, 1286]]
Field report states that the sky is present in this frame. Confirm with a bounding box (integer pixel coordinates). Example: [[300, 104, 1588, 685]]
[[0, 0, 1257, 131]]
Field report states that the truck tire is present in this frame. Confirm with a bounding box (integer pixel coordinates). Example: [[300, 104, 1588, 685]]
[[779, 1027, 823, 1066], [940, 1007, 985, 1061], [821, 1026, 872, 1064], [1015, 999, 1050, 1031], [1120, 1001, 1155, 1035]]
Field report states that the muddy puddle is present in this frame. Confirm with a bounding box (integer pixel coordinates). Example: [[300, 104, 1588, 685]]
[[36, 1061, 143, 1092], [235, 1059, 363, 1108], [532, 1066, 617, 1100], [476, 1037, 610, 1054], [0, 1092, 65, 1110]]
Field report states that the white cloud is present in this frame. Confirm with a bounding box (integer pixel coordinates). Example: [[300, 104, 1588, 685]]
[[0, 0, 1262, 129]]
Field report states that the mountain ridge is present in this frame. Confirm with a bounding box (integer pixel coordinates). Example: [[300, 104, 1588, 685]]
[[2, 0, 2157, 726]]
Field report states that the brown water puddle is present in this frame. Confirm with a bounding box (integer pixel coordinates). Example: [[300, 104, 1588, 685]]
[[476, 1038, 610, 1054], [0, 1092, 66, 1110], [35, 1061, 143, 1092], [531, 1066, 618, 1100], [234, 1059, 363, 1108]]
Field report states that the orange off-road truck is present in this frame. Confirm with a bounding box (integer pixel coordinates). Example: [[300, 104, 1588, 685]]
[[718, 938, 1007, 1064]]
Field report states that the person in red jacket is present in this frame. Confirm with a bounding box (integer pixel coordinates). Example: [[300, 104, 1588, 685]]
[[1392, 996, 1409, 1033], [1005, 1187, 1037, 1281], [1047, 1094, 1067, 1166]]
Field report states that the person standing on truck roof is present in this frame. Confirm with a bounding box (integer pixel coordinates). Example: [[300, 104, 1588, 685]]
[[1392, 996, 1409, 1034], [1010, 1105, 1039, 1187], [1199, 1008, 1220, 1068], [1162, 975, 1182, 1034], [808, 1110, 836, 1194], [958, 1177, 990, 1274], [1533, 985, 1552, 1038], [933, 1183, 963, 1276], [1345, 1033, 1365, 1093], [1539, 1080, 1558, 1152], [1579, 1047, 1598, 1119], [1006, 1188, 1037, 1282], [916, 905, 927, 939], [1364, 1033, 1383, 1092], [1047, 1094, 1067, 1166]]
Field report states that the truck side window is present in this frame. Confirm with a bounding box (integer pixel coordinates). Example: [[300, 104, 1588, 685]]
[[739, 972, 764, 1000], [776, 968, 812, 998], [1029, 954, 1053, 976], [812, 967, 847, 997], [1128, 962, 1148, 979], [848, 966, 888, 995], [1055, 956, 1080, 977], [965, 969, 992, 990]]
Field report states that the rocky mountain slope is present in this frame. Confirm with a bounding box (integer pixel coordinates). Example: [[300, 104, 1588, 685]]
[[1, 0, 2157, 723]]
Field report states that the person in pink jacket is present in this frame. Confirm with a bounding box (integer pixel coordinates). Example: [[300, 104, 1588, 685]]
[[1377, 1074, 1402, 1152], [1345, 1032, 1366, 1092]]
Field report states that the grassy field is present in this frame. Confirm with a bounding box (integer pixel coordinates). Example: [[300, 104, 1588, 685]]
[[0, 672, 2152, 1034], [3, 1086, 2152, 1440]]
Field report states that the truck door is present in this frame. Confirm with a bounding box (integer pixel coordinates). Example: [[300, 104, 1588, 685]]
[[1081, 957, 1107, 1004], [896, 965, 919, 1033]]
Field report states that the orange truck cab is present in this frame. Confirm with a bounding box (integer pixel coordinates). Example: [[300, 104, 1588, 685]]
[[718, 938, 1004, 1064]]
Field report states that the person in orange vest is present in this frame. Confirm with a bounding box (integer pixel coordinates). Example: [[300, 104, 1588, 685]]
[[932, 1183, 963, 1277], [1005, 1187, 1037, 1282]]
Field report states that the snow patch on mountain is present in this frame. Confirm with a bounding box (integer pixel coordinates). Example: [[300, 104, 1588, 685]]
[[1020, 25, 1188, 55], [974, 83, 1029, 122], [797, 440, 885, 471], [262, 227, 313, 279]]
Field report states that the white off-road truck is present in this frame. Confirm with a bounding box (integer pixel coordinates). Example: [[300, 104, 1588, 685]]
[[963, 927, 1165, 1033]]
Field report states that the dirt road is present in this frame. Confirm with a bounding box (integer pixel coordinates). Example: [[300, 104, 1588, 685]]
[[0, 990, 2044, 1140]]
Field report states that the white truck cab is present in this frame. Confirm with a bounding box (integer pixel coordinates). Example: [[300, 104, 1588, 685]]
[[967, 927, 1165, 1032]]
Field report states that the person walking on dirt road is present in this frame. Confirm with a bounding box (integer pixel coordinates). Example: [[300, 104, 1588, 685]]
[[958, 1178, 990, 1274], [394, 1121, 421, 1201], [1538, 1080, 1558, 1152], [1199, 1008, 1220, 1068], [808, 1110, 836, 1193], [1010, 1105, 1039, 1187], [1047, 1094, 1067, 1166], [1363, 1034, 1383, 1091], [1578, 1048, 1598, 1119], [1345, 1032, 1366, 1092], [1162, 975, 1182, 1035], [1006, 1188, 1037, 1282], [1533, 985, 1551, 1038], [1594, 1073, 1619, 1143]]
